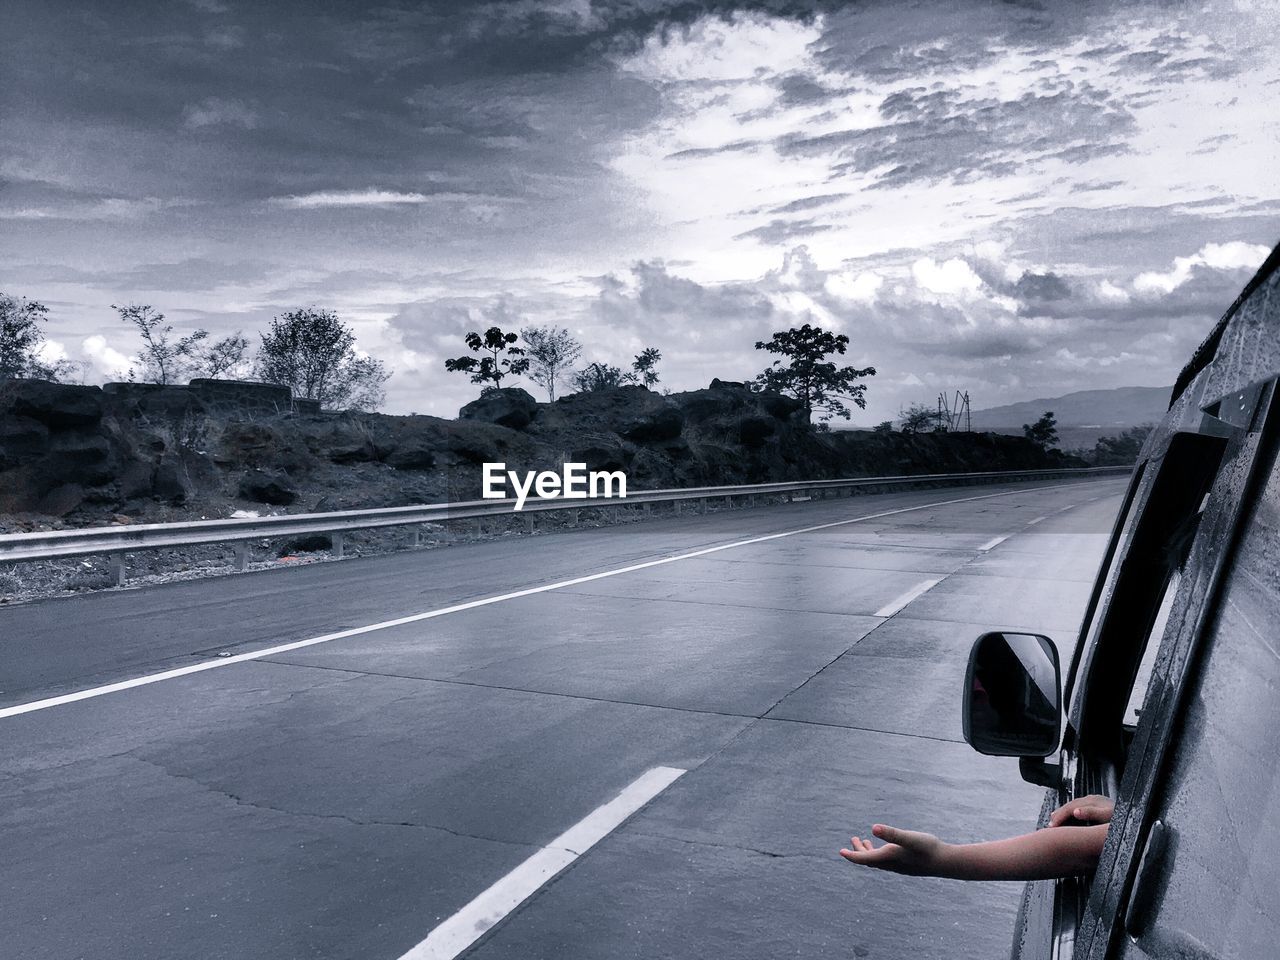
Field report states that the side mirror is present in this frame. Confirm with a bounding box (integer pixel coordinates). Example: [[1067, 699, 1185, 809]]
[[963, 632, 1061, 757]]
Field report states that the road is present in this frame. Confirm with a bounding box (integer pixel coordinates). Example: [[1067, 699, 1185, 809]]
[[1, 476, 1126, 960]]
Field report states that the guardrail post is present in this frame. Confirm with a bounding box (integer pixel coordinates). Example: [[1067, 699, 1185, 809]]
[[108, 551, 126, 586], [699, 498, 708, 514], [571, 509, 580, 528], [411, 527, 422, 548], [524, 514, 534, 534], [643, 502, 652, 517], [234, 542, 249, 572], [674, 500, 682, 515], [331, 533, 344, 559]]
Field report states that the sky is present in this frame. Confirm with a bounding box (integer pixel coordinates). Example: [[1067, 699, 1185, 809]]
[[2, 0, 1278, 423]]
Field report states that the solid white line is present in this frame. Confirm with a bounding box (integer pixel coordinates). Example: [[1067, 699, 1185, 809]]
[[398, 766, 685, 960], [0, 481, 1090, 720], [977, 535, 1009, 552], [874, 577, 944, 618]]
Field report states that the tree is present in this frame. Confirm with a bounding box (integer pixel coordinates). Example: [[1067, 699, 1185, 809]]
[[257, 307, 390, 410], [1091, 424, 1153, 465], [194, 332, 251, 379], [445, 327, 530, 390], [900, 403, 948, 433], [632, 347, 662, 387], [0, 293, 71, 381], [754, 323, 876, 424], [521, 325, 582, 401], [117, 303, 208, 385], [571, 362, 636, 392], [1024, 411, 1059, 448], [873, 420, 894, 434]]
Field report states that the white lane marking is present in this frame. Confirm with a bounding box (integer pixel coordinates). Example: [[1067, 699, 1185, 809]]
[[976, 535, 1009, 552], [874, 577, 944, 618], [1026, 516, 1047, 525], [398, 766, 685, 960], [0, 481, 1093, 720]]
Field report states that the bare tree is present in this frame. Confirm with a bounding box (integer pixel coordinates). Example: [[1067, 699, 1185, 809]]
[[521, 325, 582, 401], [257, 307, 390, 410], [116, 303, 208, 385], [899, 403, 948, 433], [0, 293, 72, 381], [195, 332, 251, 379]]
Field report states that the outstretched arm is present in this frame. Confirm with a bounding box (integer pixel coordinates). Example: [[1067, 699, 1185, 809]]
[[840, 822, 1109, 881]]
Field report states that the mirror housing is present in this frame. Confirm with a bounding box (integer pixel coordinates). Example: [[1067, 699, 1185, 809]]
[[963, 632, 1061, 757]]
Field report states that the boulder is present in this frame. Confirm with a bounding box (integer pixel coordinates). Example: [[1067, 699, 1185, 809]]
[[620, 407, 684, 443], [385, 444, 436, 471], [153, 454, 194, 504], [46, 434, 114, 485], [239, 468, 297, 506], [459, 388, 539, 430], [759, 392, 804, 419], [3, 380, 104, 428], [35, 483, 86, 517], [0, 415, 50, 469], [737, 415, 777, 446]]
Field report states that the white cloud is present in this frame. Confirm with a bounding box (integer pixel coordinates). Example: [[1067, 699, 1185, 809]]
[[826, 270, 883, 303], [35, 339, 69, 366], [618, 12, 821, 83], [1133, 241, 1270, 294], [82, 335, 131, 379], [269, 189, 431, 209], [911, 257, 985, 298], [182, 97, 257, 129]]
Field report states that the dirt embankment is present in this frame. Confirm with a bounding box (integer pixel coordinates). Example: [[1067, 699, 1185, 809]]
[[1, 377, 1081, 527]]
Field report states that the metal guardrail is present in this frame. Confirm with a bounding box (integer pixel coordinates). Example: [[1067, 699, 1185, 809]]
[[0, 466, 1131, 583]]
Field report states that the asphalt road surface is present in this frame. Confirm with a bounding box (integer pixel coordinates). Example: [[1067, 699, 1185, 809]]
[[1, 477, 1127, 960]]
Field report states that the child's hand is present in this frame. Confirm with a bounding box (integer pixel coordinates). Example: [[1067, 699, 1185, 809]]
[[1048, 794, 1114, 827], [839, 824, 947, 875]]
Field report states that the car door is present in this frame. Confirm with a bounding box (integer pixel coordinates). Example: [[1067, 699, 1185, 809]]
[[1070, 378, 1279, 959], [1010, 374, 1248, 960]]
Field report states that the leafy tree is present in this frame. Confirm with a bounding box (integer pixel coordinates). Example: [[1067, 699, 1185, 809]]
[[571, 361, 636, 392], [194, 332, 251, 379], [754, 323, 876, 424], [873, 420, 894, 434], [1091, 424, 1153, 465], [521, 325, 582, 401], [900, 403, 948, 433], [631, 347, 662, 387], [257, 307, 390, 410], [0, 293, 71, 381], [445, 326, 530, 390], [117, 303, 208, 385], [1023, 411, 1059, 448]]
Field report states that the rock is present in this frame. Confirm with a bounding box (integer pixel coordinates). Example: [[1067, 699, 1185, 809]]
[[620, 407, 684, 443], [327, 440, 379, 464], [278, 533, 332, 556], [35, 483, 85, 517], [459, 388, 539, 429], [238, 469, 297, 506], [709, 378, 749, 390], [570, 434, 632, 472], [385, 444, 436, 470], [759, 392, 803, 419], [737, 415, 777, 446], [116, 459, 156, 499], [153, 455, 194, 503], [2, 380, 104, 428], [46, 434, 114, 485], [0, 415, 50, 469]]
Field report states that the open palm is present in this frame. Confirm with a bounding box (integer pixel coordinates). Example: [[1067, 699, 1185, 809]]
[[839, 824, 945, 876]]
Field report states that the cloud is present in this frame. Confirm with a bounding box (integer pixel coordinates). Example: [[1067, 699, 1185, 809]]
[[825, 270, 882, 303], [912, 257, 985, 298], [82, 335, 131, 379], [1133, 241, 1271, 294], [182, 97, 256, 129], [268, 189, 436, 209]]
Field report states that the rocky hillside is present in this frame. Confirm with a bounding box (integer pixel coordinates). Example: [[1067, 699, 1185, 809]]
[[0, 378, 1083, 526]]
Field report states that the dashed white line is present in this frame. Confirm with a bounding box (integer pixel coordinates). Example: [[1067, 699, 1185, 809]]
[[398, 766, 686, 960], [874, 577, 944, 618], [976, 535, 1009, 552], [1026, 516, 1047, 526], [0, 481, 1092, 720]]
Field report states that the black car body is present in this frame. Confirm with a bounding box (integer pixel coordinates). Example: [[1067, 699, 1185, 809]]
[[964, 240, 1280, 960]]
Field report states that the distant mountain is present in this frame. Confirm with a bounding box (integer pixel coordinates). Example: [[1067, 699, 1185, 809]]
[[971, 386, 1172, 429]]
